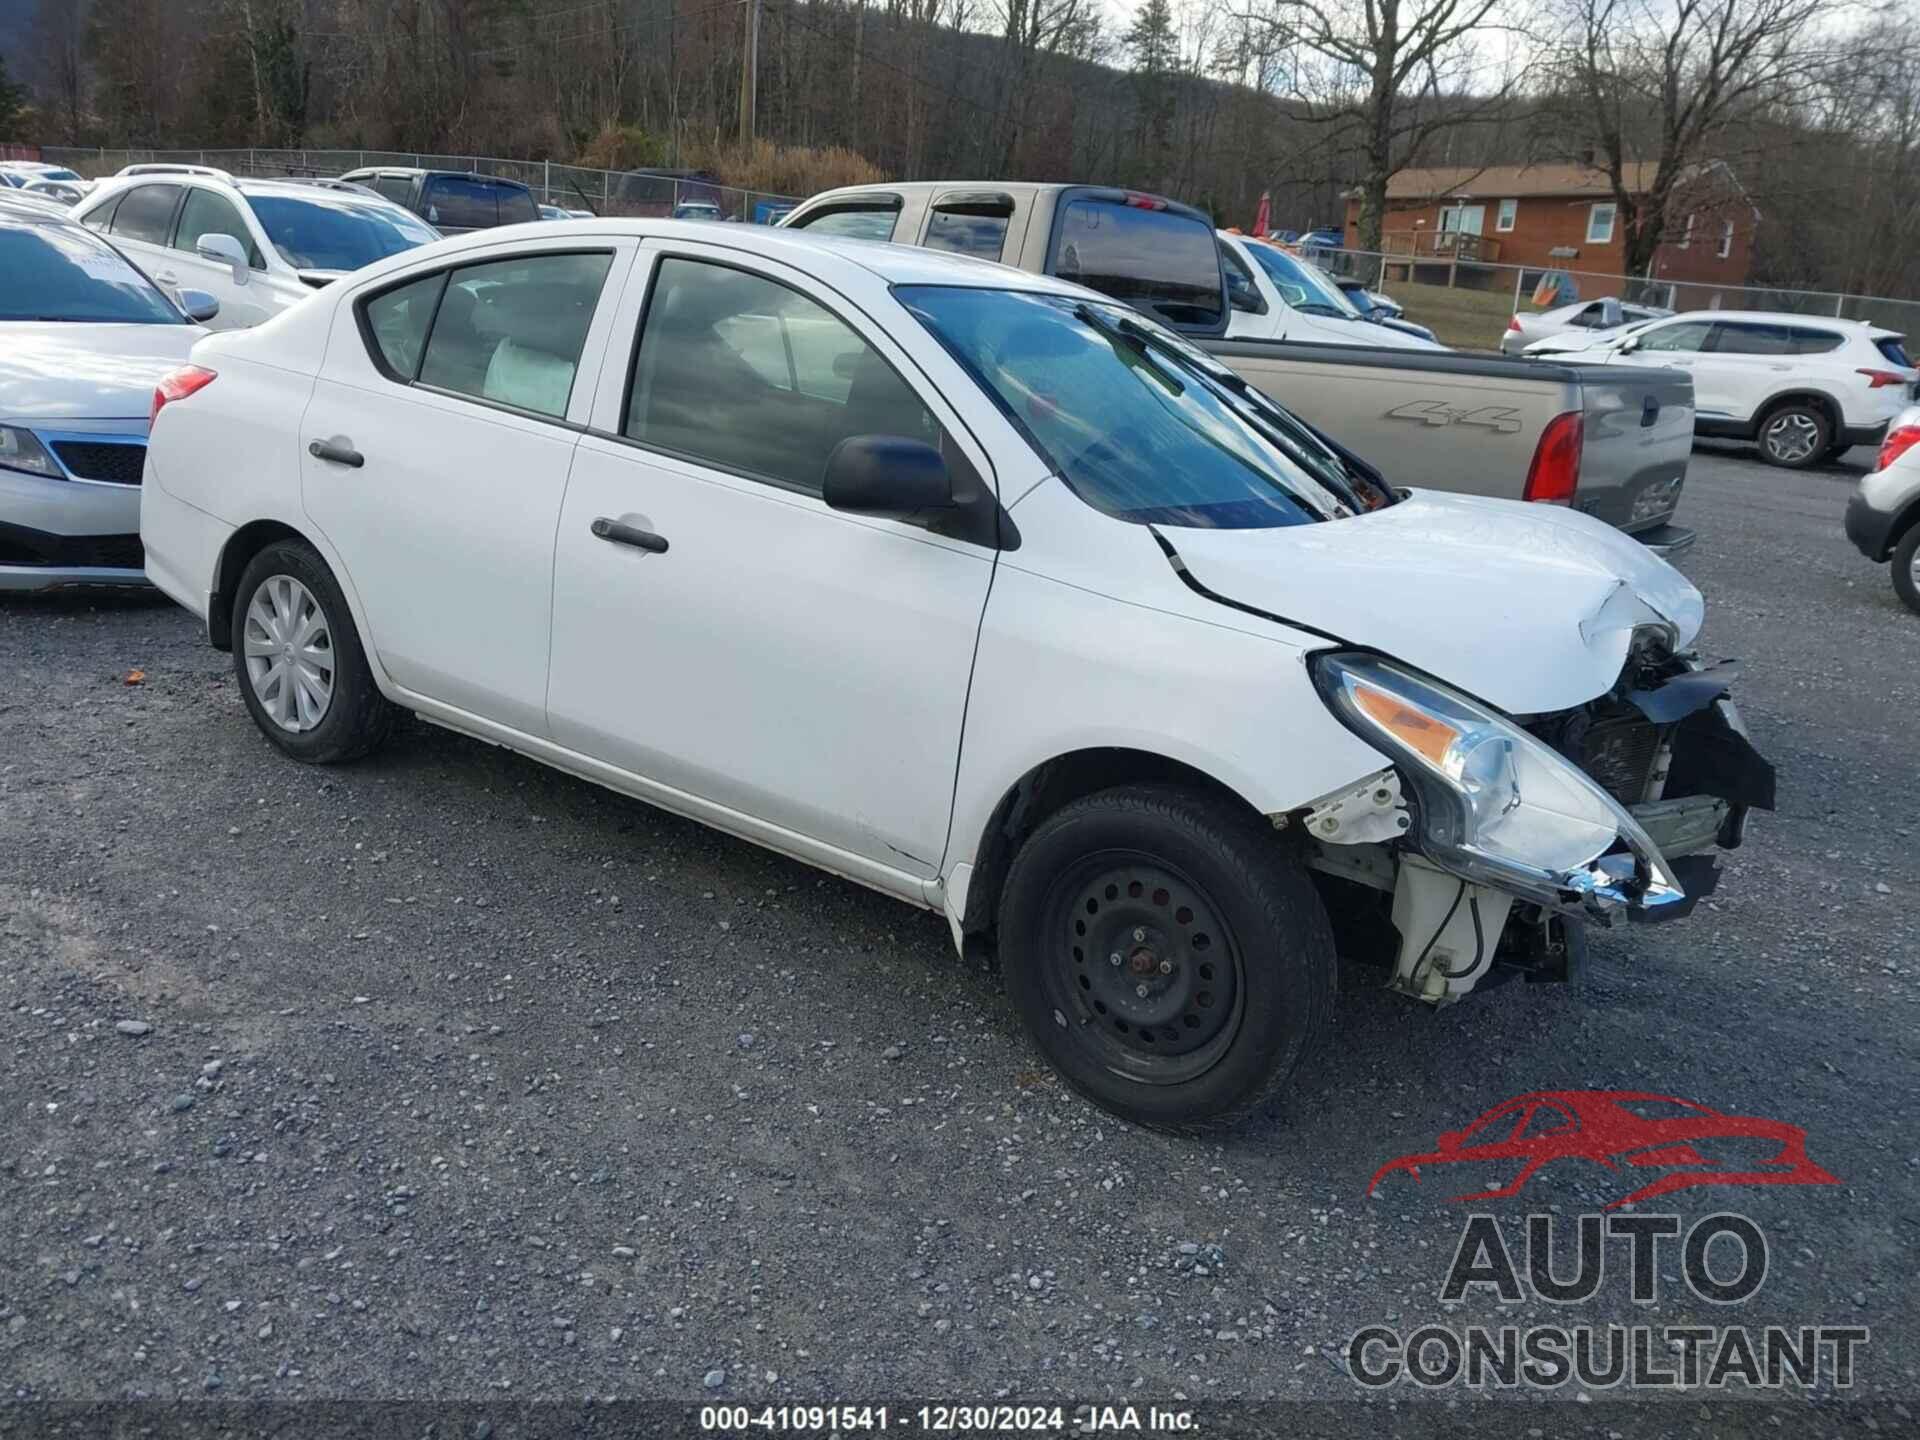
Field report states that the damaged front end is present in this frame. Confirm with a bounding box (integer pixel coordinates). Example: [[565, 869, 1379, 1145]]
[[1293, 636, 1775, 1005]]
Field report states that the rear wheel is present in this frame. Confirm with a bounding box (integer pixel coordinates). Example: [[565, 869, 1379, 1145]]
[[1892, 526, 1920, 615], [1756, 403, 1830, 468], [998, 784, 1335, 1131], [232, 540, 397, 764]]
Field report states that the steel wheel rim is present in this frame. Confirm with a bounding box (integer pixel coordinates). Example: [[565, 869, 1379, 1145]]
[[1764, 412, 1819, 463], [1040, 850, 1246, 1086], [243, 574, 335, 733]]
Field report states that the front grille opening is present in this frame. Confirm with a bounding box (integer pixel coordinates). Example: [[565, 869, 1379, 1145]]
[[51, 440, 147, 485], [1581, 714, 1666, 805]]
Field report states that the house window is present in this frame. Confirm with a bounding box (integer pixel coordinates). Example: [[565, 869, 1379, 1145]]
[[1678, 213, 1694, 249], [1717, 219, 1734, 258], [1495, 198, 1517, 232], [1586, 203, 1616, 244]]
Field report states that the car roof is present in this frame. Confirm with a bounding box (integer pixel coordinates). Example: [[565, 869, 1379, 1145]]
[[352, 216, 1089, 295], [0, 193, 88, 231], [344, 166, 530, 186]]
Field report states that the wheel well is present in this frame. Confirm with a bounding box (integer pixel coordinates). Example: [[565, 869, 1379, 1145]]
[[959, 748, 1261, 942], [1757, 391, 1840, 432], [1890, 495, 1920, 556], [208, 520, 308, 650]]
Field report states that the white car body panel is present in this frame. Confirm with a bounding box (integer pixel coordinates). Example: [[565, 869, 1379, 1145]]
[[143, 217, 1715, 936]]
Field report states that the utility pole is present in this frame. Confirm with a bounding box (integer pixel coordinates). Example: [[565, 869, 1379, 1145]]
[[738, 0, 762, 147]]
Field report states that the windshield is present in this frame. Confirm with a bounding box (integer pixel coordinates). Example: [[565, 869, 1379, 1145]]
[[900, 285, 1393, 528], [1243, 242, 1362, 319], [0, 224, 184, 323], [250, 194, 439, 271]]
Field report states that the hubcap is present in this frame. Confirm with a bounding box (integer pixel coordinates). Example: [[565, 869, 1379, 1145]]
[[243, 574, 334, 732], [1910, 546, 1920, 591], [1045, 855, 1244, 1084], [1764, 412, 1819, 463]]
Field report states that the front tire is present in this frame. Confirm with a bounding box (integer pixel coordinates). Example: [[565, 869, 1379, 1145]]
[[1756, 403, 1830, 468], [998, 784, 1335, 1131], [232, 540, 396, 764], [1892, 527, 1920, 615]]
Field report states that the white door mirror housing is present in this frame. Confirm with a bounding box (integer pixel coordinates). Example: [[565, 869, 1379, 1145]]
[[176, 288, 221, 323], [196, 232, 251, 285]]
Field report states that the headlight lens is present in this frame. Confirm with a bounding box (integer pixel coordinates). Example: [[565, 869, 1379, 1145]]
[[0, 425, 62, 479], [1312, 652, 1676, 899]]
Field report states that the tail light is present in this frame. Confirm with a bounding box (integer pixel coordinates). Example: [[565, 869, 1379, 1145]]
[[1507, 315, 1524, 333], [1857, 369, 1909, 389], [1877, 423, 1920, 472], [1524, 411, 1584, 504], [151, 365, 217, 424]]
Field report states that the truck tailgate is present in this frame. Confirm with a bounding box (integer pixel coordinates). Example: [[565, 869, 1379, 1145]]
[[1562, 364, 1694, 536]]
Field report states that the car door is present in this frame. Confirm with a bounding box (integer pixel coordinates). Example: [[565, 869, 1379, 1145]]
[[1614, 317, 1720, 412], [300, 240, 634, 735], [545, 244, 1000, 882], [165, 185, 274, 329], [1697, 320, 1799, 425], [98, 181, 183, 287]]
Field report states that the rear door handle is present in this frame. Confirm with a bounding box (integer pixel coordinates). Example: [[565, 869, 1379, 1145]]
[[591, 517, 668, 554], [308, 438, 364, 468]]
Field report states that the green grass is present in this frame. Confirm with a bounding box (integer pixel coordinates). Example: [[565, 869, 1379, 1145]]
[[1369, 277, 1532, 351]]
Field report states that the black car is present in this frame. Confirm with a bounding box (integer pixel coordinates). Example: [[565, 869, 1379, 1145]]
[[335, 168, 540, 235]]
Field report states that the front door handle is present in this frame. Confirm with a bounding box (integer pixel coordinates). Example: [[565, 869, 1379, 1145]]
[[308, 438, 364, 468], [155, 270, 178, 285], [591, 517, 669, 554]]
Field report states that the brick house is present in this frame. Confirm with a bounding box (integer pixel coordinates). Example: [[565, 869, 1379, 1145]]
[[1342, 162, 1757, 298]]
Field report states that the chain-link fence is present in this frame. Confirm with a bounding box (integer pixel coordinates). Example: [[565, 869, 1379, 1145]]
[[1300, 244, 1920, 350], [40, 146, 801, 225]]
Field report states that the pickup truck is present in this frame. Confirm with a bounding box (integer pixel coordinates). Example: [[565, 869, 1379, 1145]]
[[780, 181, 1697, 555]]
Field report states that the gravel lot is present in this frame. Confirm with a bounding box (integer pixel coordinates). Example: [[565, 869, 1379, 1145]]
[[2, 444, 1915, 1435]]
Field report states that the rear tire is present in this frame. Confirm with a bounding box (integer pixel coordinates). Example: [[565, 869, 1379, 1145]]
[[998, 784, 1335, 1132], [1756, 403, 1830, 469], [232, 540, 396, 764], [1892, 527, 1920, 616]]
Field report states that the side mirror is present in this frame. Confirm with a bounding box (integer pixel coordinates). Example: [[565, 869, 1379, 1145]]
[[822, 435, 953, 516], [1617, 335, 1641, 354], [196, 232, 250, 285], [176, 289, 221, 324]]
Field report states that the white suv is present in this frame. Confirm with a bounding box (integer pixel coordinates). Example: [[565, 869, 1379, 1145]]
[[1526, 311, 1917, 468], [73, 170, 439, 329]]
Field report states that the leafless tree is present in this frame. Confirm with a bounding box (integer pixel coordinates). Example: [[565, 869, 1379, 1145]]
[[1547, 0, 1844, 276]]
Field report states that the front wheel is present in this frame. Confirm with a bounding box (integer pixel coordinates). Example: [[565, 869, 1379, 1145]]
[[232, 539, 397, 764], [998, 784, 1335, 1131], [1892, 527, 1920, 615], [1756, 404, 1830, 468]]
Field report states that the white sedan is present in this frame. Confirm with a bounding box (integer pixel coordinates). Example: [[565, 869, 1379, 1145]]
[[1502, 297, 1672, 356], [141, 220, 1770, 1127]]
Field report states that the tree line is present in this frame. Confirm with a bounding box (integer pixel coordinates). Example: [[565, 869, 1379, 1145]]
[[10, 0, 1919, 299]]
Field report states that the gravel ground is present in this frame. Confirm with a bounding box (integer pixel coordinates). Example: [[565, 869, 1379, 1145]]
[[1, 444, 1915, 1435]]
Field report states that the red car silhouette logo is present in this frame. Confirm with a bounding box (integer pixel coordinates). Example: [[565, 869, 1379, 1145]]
[[1368, 1091, 1839, 1209]]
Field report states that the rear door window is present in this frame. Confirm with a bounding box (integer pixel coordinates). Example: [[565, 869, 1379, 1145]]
[[1712, 322, 1797, 355], [108, 184, 183, 246], [414, 252, 614, 418], [923, 199, 1012, 262], [789, 204, 900, 242], [1046, 196, 1224, 332], [371, 175, 416, 207]]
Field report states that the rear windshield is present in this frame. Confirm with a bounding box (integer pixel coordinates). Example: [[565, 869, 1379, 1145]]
[[1047, 198, 1223, 332], [1876, 335, 1913, 368], [902, 285, 1391, 528], [251, 194, 439, 271], [0, 224, 183, 323], [421, 175, 538, 229]]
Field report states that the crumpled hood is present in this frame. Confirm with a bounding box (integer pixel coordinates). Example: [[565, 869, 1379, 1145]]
[[0, 323, 204, 421], [1161, 489, 1704, 714]]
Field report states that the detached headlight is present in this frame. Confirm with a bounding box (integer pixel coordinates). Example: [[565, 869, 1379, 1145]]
[[0, 425, 62, 479], [1310, 652, 1682, 917]]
